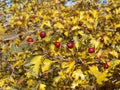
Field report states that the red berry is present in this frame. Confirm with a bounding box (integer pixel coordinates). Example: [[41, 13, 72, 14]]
[[73, 13, 78, 16], [32, 15, 37, 19], [40, 32, 46, 38], [67, 41, 74, 49], [104, 63, 109, 69], [100, 37, 104, 42], [27, 37, 33, 42], [78, 21, 83, 26], [88, 48, 95, 53], [55, 42, 60, 48], [87, 28, 92, 33], [20, 80, 26, 85], [43, 73, 47, 77]]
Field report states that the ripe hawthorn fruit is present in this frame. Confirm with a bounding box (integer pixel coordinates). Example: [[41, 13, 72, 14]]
[[100, 37, 104, 42], [87, 28, 92, 33], [40, 32, 46, 38], [27, 37, 33, 42], [55, 42, 60, 48], [67, 41, 74, 48], [73, 13, 78, 16], [78, 21, 83, 26], [88, 48, 95, 53], [104, 63, 109, 69], [43, 73, 47, 77]]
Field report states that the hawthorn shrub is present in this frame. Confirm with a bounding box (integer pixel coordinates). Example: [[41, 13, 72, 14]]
[[0, 0, 120, 90]]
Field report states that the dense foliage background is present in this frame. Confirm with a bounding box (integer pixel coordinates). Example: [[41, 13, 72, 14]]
[[0, 0, 120, 90]]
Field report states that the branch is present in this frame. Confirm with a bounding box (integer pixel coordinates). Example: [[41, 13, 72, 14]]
[[43, 50, 69, 62], [2, 28, 42, 42], [104, 29, 117, 32]]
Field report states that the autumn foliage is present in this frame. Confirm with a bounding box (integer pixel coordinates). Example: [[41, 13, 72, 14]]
[[0, 0, 120, 90]]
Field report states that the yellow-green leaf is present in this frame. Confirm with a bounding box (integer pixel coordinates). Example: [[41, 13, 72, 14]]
[[0, 24, 5, 34], [73, 36, 79, 50], [41, 59, 53, 72], [72, 69, 85, 80], [71, 26, 80, 31], [64, 31, 69, 36], [54, 22, 64, 29], [88, 66, 109, 85], [109, 50, 118, 58], [25, 56, 43, 77], [39, 83, 46, 90]]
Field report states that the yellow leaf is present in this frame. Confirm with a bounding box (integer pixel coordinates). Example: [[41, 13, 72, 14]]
[[85, 22, 92, 28], [88, 66, 109, 85], [106, 7, 111, 12], [54, 22, 64, 29], [79, 11, 84, 20], [104, 36, 110, 44], [66, 61, 75, 73], [69, 49, 74, 55], [57, 37, 63, 42], [36, 11, 43, 16], [78, 31, 85, 36], [53, 76, 61, 83], [44, 20, 51, 27], [64, 31, 69, 36], [108, 59, 120, 68], [90, 39, 100, 49], [41, 20, 51, 27], [16, 21, 22, 25], [105, 14, 112, 19], [97, 49, 103, 59], [41, 59, 53, 72], [53, 71, 66, 85], [73, 36, 79, 50], [71, 26, 80, 31], [0, 79, 5, 87], [61, 62, 69, 69], [27, 79, 34, 86], [109, 50, 118, 58], [0, 24, 5, 34], [94, 20, 98, 29], [71, 81, 79, 89], [49, 44, 55, 53], [1, 45, 7, 52], [72, 69, 85, 80], [39, 83, 46, 90], [44, 36, 51, 42], [13, 60, 23, 67], [25, 72, 32, 78], [25, 56, 43, 77], [58, 71, 66, 78], [72, 17, 78, 24], [115, 24, 120, 28], [91, 10, 98, 19], [4, 86, 11, 90]]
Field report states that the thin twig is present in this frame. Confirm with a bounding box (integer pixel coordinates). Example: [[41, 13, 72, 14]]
[[43, 50, 69, 62], [2, 28, 42, 41]]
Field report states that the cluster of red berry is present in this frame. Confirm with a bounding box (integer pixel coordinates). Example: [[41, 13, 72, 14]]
[[27, 32, 75, 49], [27, 32, 108, 69], [27, 31, 104, 53]]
